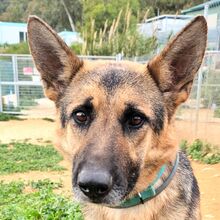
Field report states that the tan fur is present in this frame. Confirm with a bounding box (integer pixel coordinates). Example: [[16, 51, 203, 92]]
[[82, 175, 188, 220], [28, 16, 207, 220]]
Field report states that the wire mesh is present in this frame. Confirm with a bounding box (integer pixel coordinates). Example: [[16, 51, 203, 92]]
[[0, 54, 117, 116], [0, 53, 220, 145], [177, 51, 220, 144]]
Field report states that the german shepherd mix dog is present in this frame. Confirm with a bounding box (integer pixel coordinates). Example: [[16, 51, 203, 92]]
[[28, 16, 207, 220]]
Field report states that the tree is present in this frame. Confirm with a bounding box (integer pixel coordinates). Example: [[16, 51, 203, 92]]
[[60, 0, 76, 31], [138, 0, 206, 19], [0, 0, 10, 15], [0, 0, 82, 32], [73, 7, 157, 57], [25, 0, 82, 31], [0, 0, 29, 22], [81, 0, 140, 31]]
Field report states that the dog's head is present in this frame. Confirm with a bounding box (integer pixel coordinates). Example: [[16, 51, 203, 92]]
[[28, 16, 207, 206]]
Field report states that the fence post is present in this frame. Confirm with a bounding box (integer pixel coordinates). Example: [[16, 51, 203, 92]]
[[12, 55, 19, 108], [195, 68, 203, 138], [116, 53, 122, 61]]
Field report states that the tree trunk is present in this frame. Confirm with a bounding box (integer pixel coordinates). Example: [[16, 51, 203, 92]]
[[60, 0, 76, 32]]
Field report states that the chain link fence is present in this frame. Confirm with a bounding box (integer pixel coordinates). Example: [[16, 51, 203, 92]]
[[176, 51, 220, 144], [0, 54, 117, 117], [0, 52, 220, 144]]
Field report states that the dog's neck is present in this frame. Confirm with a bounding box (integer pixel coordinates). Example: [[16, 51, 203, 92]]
[[112, 153, 179, 208], [83, 153, 180, 220]]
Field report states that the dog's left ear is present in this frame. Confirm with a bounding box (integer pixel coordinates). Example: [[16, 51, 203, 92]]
[[148, 16, 207, 116], [27, 16, 83, 102]]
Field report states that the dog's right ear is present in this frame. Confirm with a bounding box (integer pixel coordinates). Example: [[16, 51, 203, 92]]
[[27, 16, 83, 102], [147, 16, 207, 117]]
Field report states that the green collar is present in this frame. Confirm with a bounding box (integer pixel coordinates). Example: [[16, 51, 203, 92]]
[[113, 153, 179, 209]]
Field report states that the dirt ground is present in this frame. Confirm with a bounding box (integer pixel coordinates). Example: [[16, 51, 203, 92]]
[[0, 119, 220, 219], [175, 108, 220, 146]]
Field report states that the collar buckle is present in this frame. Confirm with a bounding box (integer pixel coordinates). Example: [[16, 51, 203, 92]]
[[113, 153, 179, 209]]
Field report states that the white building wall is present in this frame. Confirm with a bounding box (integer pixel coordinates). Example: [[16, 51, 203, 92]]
[[139, 17, 192, 37], [138, 16, 192, 46], [0, 25, 27, 44]]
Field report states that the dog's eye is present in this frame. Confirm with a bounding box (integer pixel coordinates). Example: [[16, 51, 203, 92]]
[[73, 111, 89, 124], [128, 114, 145, 128]]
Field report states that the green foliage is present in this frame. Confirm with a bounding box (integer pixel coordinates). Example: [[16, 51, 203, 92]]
[[179, 139, 188, 152], [0, 0, 10, 15], [0, 143, 65, 174], [0, 181, 25, 206], [214, 108, 220, 118], [139, 0, 205, 17], [71, 43, 83, 55], [42, 117, 55, 122], [0, 0, 205, 32], [0, 180, 83, 220], [81, 0, 205, 31], [0, 42, 30, 54], [0, 113, 22, 121], [0, 0, 82, 32], [30, 179, 62, 190], [78, 7, 157, 57], [180, 139, 220, 164], [0, 0, 205, 56], [0, 0, 30, 23], [82, 0, 139, 31]]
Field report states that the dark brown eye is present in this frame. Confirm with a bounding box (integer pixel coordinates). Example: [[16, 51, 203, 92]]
[[129, 115, 144, 128], [74, 111, 88, 124]]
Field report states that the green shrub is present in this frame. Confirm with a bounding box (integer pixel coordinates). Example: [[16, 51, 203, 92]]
[[76, 7, 157, 57], [0, 143, 65, 174], [42, 117, 55, 122], [179, 139, 188, 152], [0, 180, 83, 220], [30, 179, 62, 190], [214, 108, 220, 118], [0, 42, 30, 54], [0, 113, 22, 121], [180, 139, 220, 164], [71, 43, 83, 55]]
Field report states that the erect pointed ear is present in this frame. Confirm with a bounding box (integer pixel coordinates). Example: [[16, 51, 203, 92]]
[[27, 16, 83, 102], [147, 16, 207, 117]]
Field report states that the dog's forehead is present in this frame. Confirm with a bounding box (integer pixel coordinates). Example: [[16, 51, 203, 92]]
[[75, 60, 153, 91], [83, 60, 146, 72], [62, 60, 165, 132], [65, 60, 161, 104], [62, 60, 163, 117]]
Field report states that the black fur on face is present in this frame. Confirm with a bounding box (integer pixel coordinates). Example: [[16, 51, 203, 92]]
[[72, 140, 140, 205], [58, 64, 167, 205], [60, 64, 165, 134]]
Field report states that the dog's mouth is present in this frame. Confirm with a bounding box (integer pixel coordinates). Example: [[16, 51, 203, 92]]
[[72, 150, 140, 206], [72, 168, 139, 206], [72, 176, 129, 206]]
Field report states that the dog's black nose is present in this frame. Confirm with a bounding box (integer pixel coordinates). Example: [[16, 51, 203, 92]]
[[77, 170, 112, 199]]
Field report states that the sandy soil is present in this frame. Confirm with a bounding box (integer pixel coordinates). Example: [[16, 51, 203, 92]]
[[0, 119, 220, 219], [175, 108, 220, 146], [0, 119, 55, 143], [175, 120, 220, 146]]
